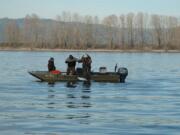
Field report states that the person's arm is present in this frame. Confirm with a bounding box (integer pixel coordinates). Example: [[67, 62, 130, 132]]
[[88, 56, 92, 64], [78, 57, 83, 63], [74, 57, 80, 62]]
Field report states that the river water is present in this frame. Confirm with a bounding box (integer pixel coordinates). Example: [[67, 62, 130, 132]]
[[0, 51, 180, 135]]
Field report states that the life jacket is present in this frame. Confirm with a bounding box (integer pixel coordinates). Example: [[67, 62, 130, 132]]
[[51, 70, 61, 74]]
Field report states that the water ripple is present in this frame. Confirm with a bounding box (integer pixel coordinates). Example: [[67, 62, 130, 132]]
[[1, 52, 180, 135]]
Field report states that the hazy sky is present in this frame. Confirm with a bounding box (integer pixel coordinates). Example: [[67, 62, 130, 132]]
[[0, 0, 180, 18]]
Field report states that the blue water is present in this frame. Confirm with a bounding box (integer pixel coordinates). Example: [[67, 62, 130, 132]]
[[0, 51, 180, 135]]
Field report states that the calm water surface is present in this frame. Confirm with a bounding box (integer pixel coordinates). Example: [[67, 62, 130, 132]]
[[0, 51, 180, 135]]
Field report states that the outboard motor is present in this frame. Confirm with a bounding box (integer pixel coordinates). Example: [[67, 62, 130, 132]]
[[117, 67, 128, 83]]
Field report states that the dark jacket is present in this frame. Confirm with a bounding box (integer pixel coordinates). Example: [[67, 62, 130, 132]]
[[65, 56, 78, 67], [48, 59, 56, 71]]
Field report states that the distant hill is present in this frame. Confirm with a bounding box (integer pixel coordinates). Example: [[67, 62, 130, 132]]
[[0, 18, 55, 42], [0, 18, 113, 45], [0, 16, 179, 50], [0, 18, 9, 42]]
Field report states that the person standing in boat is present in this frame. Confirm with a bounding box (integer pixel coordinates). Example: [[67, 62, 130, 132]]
[[65, 55, 78, 75], [80, 54, 92, 79], [48, 57, 56, 72]]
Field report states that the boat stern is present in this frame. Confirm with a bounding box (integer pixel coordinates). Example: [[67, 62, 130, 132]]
[[117, 67, 128, 83]]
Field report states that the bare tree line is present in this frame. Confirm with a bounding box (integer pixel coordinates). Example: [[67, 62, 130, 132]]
[[3, 12, 180, 50]]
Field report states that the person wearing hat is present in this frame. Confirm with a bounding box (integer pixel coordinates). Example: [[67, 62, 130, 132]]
[[48, 57, 56, 72], [65, 55, 78, 75]]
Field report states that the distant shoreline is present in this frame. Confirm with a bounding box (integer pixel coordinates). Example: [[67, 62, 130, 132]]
[[0, 47, 180, 53]]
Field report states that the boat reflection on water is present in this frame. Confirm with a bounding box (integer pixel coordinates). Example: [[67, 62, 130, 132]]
[[65, 81, 92, 123], [66, 81, 92, 108], [66, 80, 91, 89], [82, 80, 91, 90], [66, 81, 77, 88], [45, 81, 92, 123], [47, 89, 56, 109], [65, 113, 91, 124]]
